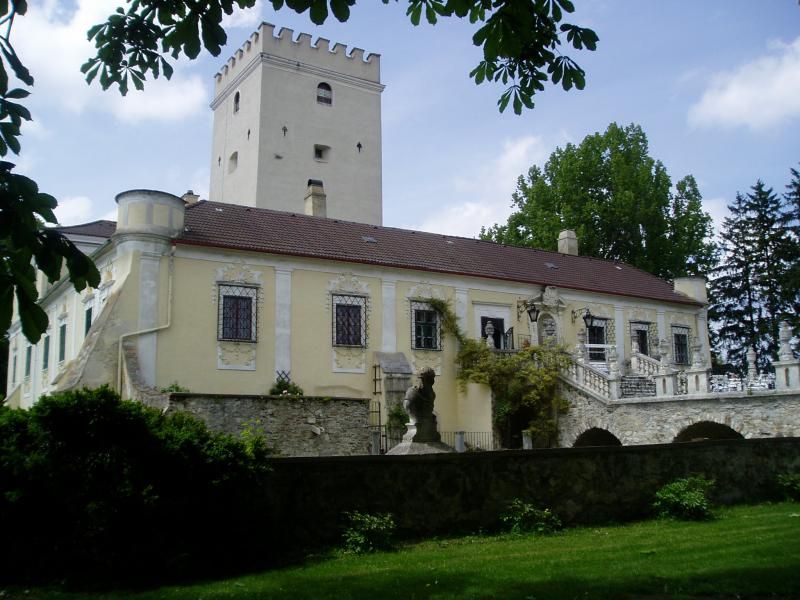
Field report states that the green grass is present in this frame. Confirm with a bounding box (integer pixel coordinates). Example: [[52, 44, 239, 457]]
[[13, 502, 800, 599]]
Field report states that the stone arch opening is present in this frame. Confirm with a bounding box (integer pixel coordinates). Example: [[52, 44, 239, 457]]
[[573, 427, 622, 447], [673, 421, 744, 443]]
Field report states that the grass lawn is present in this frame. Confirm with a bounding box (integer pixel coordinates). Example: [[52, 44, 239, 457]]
[[14, 502, 800, 600]]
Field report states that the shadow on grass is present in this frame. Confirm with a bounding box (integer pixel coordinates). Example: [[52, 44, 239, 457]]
[[192, 564, 800, 600]]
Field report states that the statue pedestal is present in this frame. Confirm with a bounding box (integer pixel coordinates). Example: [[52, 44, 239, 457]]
[[386, 420, 454, 455]]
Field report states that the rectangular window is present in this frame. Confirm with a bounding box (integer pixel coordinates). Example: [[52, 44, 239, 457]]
[[630, 322, 650, 356], [411, 301, 441, 350], [85, 307, 93, 336], [24, 346, 31, 378], [672, 326, 690, 365], [218, 284, 258, 342], [332, 294, 367, 347], [42, 335, 50, 371], [587, 318, 608, 362], [58, 323, 67, 362], [11, 353, 16, 385]]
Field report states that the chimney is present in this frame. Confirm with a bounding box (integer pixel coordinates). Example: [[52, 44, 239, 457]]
[[557, 229, 578, 255], [181, 189, 200, 204], [305, 179, 327, 218]]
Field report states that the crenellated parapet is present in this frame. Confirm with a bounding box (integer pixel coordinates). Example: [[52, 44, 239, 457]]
[[213, 21, 381, 96]]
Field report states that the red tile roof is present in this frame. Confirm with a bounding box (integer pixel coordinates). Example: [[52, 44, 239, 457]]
[[177, 201, 701, 307], [54, 220, 117, 238]]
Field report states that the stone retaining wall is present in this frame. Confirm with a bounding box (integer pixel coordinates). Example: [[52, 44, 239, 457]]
[[165, 394, 371, 457], [558, 385, 800, 446], [264, 438, 800, 550]]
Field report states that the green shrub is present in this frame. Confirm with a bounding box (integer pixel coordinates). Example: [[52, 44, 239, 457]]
[[653, 476, 715, 520], [160, 381, 190, 393], [269, 378, 304, 395], [341, 511, 396, 554], [500, 499, 562, 535], [0, 386, 273, 584], [777, 472, 800, 501]]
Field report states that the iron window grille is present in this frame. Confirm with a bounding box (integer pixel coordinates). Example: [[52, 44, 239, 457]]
[[332, 294, 367, 347], [672, 326, 690, 365], [316, 82, 332, 105], [58, 323, 67, 363], [42, 335, 49, 371], [411, 301, 441, 350], [218, 284, 258, 342]]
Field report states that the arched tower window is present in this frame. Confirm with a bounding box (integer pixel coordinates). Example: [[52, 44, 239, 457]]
[[316, 82, 332, 105], [233, 91, 240, 113]]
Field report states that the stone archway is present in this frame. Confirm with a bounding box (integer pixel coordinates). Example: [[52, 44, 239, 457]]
[[673, 421, 744, 443], [573, 427, 623, 447]]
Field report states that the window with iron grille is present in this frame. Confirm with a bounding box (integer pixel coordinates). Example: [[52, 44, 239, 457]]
[[332, 294, 367, 347], [218, 285, 258, 342], [672, 326, 690, 365], [411, 301, 441, 350], [58, 323, 67, 363], [316, 82, 332, 105]]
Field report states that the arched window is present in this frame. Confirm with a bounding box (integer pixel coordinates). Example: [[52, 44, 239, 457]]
[[228, 151, 238, 173], [233, 91, 240, 113], [316, 82, 332, 105]]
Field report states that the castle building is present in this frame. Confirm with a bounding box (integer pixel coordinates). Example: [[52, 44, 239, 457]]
[[10, 24, 794, 455], [209, 23, 384, 225]]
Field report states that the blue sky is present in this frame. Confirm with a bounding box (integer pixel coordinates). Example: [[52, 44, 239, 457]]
[[13, 1, 800, 240]]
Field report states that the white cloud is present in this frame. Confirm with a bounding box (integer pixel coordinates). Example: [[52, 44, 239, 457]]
[[54, 195, 93, 225], [688, 37, 800, 131], [704, 196, 730, 237], [15, 0, 208, 122], [411, 136, 549, 238], [221, 0, 264, 29]]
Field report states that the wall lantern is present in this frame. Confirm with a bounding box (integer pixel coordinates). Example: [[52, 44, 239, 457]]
[[571, 307, 594, 329], [517, 299, 540, 323]]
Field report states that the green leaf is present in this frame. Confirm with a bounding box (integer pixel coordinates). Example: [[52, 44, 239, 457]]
[[4, 88, 28, 100], [309, 0, 328, 23], [330, 0, 351, 22], [0, 44, 33, 86]]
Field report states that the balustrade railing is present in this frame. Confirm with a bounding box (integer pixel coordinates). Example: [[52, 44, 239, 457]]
[[631, 352, 660, 377], [563, 359, 612, 399]]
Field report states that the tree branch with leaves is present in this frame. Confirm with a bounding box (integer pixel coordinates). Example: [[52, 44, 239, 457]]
[[83, 0, 598, 114], [0, 1, 100, 345]]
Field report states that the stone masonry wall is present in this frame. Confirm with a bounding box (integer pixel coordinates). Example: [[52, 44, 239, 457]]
[[263, 437, 800, 551], [558, 385, 800, 446], [165, 394, 371, 457]]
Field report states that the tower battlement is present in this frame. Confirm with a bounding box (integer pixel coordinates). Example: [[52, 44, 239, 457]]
[[213, 22, 381, 95]]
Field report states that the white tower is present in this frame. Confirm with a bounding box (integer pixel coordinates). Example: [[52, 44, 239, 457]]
[[209, 23, 384, 225]]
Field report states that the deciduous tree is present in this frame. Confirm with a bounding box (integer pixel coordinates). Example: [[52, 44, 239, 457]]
[[482, 123, 717, 280]]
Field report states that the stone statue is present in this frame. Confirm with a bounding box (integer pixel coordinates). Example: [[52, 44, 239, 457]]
[[403, 367, 436, 426], [387, 367, 451, 454]]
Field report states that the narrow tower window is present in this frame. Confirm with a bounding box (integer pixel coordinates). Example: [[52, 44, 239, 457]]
[[233, 91, 240, 113], [316, 82, 332, 105], [229, 151, 239, 173]]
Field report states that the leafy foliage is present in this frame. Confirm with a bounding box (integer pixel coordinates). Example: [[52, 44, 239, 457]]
[[269, 377, 304, 395], [0, 386, 273, 584], [653, 476, 715, 521], [386, 402, 409, 439], [709, 176, 798, 372], [160, 380, 190, 393], [481, 123, 717, 280], [0, 2, 101, 344], [85, 0, 597, 114], [427, 298, 570, 446], [341, 510, 396, 554], [777, 472, 800, 502], [500, 498, 562, 535]]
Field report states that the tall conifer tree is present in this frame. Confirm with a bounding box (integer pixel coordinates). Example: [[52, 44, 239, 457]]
[[709, 179, 796, 371]]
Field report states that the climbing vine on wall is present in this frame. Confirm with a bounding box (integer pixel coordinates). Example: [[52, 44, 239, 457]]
[[425, 298, 571, 444]]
